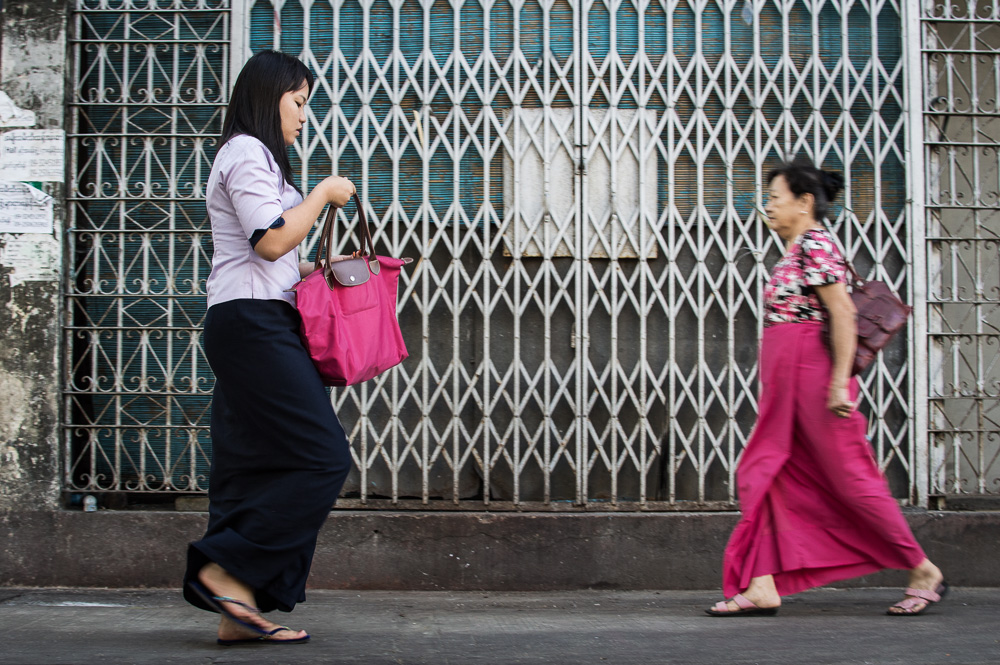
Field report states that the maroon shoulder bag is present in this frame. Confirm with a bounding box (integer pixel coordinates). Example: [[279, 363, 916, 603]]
[[798, 232, 912, 376]]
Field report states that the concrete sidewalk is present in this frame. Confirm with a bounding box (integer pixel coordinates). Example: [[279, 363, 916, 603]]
[[1, 587, 998, 665]]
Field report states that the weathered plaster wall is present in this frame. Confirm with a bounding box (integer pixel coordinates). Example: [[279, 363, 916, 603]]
[[0, 0, 67, 511]]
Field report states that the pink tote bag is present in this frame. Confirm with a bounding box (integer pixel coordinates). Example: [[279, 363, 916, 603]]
[[292, 193, 411, 387]]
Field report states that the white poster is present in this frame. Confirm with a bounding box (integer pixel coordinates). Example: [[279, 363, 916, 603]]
[[0, 91, 36, 128], [0, 181, 54, 233], [0, 234, 59, 287], [0, 129, 65, 182]]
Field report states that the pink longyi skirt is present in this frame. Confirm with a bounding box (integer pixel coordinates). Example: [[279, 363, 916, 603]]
[[722, 323, 925, 598]]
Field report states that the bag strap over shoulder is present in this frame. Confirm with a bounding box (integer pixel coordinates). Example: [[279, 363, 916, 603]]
[[797, 227, 863, 287]]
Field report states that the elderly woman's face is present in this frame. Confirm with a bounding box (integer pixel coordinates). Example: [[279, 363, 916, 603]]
[[764, 175, 804, 238], [279, 82, 309, 146]]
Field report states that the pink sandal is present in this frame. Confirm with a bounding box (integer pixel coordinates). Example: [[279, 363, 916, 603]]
[[705, 593, 779, 617], [887, 582, 950, 616]]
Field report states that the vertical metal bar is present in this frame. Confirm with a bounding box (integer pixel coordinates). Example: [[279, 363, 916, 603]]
[[274, 0, 284, 51], [871, 0, 886, 471], [967, 5, 986, 495], [390, 0, 403, 505], [666, 0, 677, 505], [724, 0, 735, 508], [64, 3, 83, 492], [299, 0, 311, 189], [751, 0, 763, 506], [905, 0, 931, 507], [924, 3, 946, 497], [574, 0, 586, 505], [164, 8, 182, 490], [579, 201, 590, 504], [539, 0, 556, 505], [638, 0, 649, 506], [420, 0, 431, 506], [608, 0, 620, 505], [481, 0, 493, 505], [230, 0, 250, 89], [451, 0, 462, 505], [695, 0, 706, 503], [359, 0, 373, 502], [114, 9, 130, 492], [482, 0, 497, 506]]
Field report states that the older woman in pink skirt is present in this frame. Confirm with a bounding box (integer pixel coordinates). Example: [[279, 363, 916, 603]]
[[707, 159, 947, 617]]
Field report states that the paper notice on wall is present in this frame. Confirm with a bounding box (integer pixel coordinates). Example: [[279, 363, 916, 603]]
[[0, 129, 65, 182], [0, 233, 59, 287], [0, 181, 54, 233], [0, 92, 36, 128]]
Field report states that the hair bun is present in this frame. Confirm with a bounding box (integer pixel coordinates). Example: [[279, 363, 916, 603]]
[[820, 170, 844, 200]]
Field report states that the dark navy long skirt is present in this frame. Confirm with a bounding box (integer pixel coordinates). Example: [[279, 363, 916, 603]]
[[183, 298, 353, 613]]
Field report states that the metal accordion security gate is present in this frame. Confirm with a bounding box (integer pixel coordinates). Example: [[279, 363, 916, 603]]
[[66, 0, 918, 509]]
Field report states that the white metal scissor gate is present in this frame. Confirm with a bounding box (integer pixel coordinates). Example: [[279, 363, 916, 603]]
[[66, 0, 921, 508]]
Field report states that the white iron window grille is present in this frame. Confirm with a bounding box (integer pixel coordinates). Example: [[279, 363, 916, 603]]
[[64, 0, 228, 494], [65, 0, 920, 508], [923, 0, 1000, 497]]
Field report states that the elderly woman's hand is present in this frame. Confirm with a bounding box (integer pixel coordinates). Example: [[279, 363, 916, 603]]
[[827, 380, 855, 418]]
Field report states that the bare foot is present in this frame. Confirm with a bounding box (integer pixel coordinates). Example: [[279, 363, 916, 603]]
[[198, 563, 308, 642], [887, 559, 945, 615], [711, 574, 781, 613]]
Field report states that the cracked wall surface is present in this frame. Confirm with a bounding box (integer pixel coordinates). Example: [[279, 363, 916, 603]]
[[0, 0, 66, 512]]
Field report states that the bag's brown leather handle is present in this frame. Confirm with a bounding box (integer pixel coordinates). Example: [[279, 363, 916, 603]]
[[313, 192, 376, 274]]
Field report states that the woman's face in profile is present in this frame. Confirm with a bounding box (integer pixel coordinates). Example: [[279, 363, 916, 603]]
[[279, 81, 310, 146], [764, 175, 801, 238]]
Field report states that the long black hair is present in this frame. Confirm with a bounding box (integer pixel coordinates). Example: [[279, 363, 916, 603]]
[[766, 157, 845, 222], [220, 50, 314, 193]]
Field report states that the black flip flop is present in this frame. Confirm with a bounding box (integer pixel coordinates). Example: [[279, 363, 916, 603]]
[[218, 626, 311, 646], [187, 579, 269, 635]]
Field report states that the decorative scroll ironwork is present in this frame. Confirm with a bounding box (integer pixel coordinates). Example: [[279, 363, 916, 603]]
[[924, 0, 1000, 495], [64, 0, 229, 493]]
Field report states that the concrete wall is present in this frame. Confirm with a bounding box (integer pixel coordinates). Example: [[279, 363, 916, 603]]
[[0, 0, 66, 512], [2, 510, 999, 590]]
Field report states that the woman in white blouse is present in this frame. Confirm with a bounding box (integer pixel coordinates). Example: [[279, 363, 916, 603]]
[[182, 50, 356, 646]]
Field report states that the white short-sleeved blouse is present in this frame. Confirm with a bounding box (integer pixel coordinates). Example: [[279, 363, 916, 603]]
[[205, 134, 303, 308]]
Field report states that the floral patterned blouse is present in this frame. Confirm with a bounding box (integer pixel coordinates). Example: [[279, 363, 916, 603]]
[[763, 228, 847, 327]]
